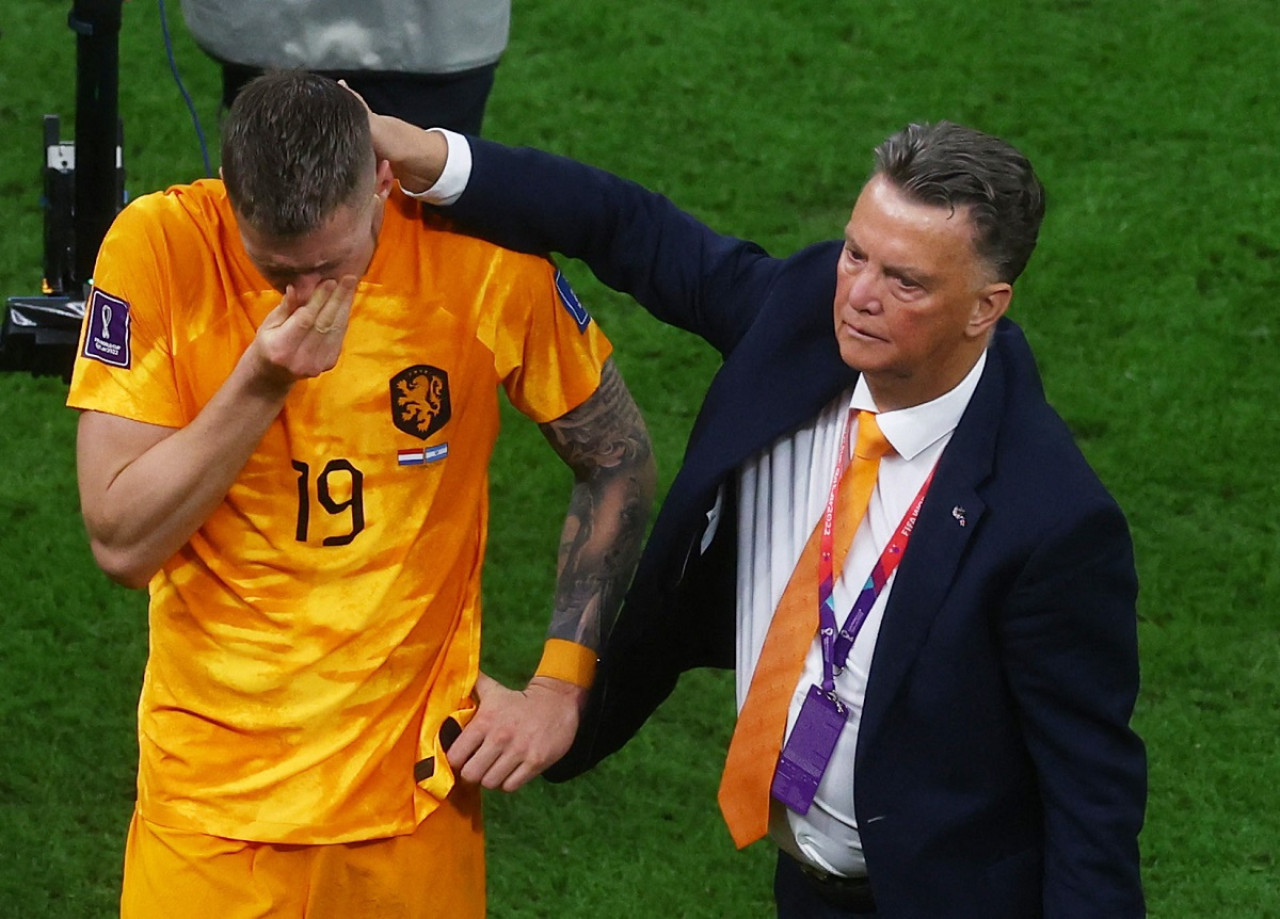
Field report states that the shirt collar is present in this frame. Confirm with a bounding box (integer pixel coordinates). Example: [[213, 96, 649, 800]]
[[849, 350, 987, 462]]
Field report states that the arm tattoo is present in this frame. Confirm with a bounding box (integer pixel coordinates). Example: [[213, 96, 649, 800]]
[[538, 358, 656, 652]]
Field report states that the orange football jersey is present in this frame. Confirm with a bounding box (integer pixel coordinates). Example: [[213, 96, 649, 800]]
[[68, 181, 611, 843]]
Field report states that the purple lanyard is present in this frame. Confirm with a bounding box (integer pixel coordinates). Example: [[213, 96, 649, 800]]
[[817, 413, 934, 693]]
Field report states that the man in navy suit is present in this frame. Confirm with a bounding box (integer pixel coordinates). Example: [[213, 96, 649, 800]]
[[367, 111, 1146, 917]]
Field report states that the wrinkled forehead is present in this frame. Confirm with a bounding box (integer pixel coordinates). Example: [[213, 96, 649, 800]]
[[858, 174, 980, 226], [846, 176, 988, 276]]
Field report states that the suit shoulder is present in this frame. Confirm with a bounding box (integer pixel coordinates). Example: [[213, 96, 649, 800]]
[[747, 239, 841, 325], [995, 402, 1129, 552], [982, 326, 1127, 522]]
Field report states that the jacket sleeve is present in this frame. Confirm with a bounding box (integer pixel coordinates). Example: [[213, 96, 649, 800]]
[[445, 137, 781, 357]]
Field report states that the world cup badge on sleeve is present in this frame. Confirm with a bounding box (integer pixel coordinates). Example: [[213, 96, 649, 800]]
[[554, 269, 592, 333], [82, 286, 132, 368]]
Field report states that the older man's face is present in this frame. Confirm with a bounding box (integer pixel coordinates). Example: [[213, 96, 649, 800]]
[[831, 175, 1010, 411]]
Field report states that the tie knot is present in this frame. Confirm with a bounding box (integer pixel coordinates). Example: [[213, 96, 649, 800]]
[[853, 410, 892, 461]]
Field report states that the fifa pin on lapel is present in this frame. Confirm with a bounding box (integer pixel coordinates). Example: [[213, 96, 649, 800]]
[[951, 506, 967, 527]]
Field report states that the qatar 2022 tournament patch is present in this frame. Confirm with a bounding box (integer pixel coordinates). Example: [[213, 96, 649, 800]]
[[82, 286, 132, 368], [554, 269, 592, 333]]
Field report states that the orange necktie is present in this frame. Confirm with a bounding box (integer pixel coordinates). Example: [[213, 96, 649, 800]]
[[718, 410, 892, 848]]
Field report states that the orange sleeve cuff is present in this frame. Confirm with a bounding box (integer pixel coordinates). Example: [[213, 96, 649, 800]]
[[534, 639, 597, 689]]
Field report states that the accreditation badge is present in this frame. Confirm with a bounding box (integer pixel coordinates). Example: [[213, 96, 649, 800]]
[[770, 684, 849, 815]]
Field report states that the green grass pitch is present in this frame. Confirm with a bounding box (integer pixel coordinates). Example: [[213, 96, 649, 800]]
[[1, 0, 1277, 915]]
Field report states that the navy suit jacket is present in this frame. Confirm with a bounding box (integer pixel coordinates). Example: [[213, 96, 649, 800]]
[[444, 138, 1147, 918]]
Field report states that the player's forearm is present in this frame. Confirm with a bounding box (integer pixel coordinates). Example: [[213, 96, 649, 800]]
[[450, 363, 652, 787], [540, 360, 656, 654], [548, 462, 654, 650], [79, 348, 293, 588]]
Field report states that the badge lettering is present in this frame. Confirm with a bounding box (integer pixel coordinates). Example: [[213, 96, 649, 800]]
[[82, 287, 131, 368]]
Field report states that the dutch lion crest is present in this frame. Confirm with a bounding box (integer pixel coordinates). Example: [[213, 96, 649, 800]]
[[390, 365, 452, 440]]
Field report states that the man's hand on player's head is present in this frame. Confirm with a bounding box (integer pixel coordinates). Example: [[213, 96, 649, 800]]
[[340, 80, 449, 196]]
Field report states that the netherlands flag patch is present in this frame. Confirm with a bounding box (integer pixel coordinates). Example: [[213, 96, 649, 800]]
[[398, 444, 449, 466]]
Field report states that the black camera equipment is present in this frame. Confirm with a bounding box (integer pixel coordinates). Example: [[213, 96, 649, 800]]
[[0, 0, 126, 379]]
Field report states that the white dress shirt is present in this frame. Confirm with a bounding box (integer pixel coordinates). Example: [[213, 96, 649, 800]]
[[736, 355, 985, 877]]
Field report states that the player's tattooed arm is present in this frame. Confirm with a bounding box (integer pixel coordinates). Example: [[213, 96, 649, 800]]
[[539, 357, 656, 652], [445, 360, 653, 792]]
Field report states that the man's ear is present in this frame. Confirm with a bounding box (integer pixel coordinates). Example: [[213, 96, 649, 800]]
[[968, 283, 1012, 339], [374, 159, 394, 201]]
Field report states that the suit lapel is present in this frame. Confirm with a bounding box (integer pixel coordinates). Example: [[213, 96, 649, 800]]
[[855, 342, 1007, 763]]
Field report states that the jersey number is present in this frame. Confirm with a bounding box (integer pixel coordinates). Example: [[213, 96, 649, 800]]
[[292, 459, 366, 546]]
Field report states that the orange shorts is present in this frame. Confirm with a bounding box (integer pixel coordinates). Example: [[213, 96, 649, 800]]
[[120, 782, 484, 919]]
